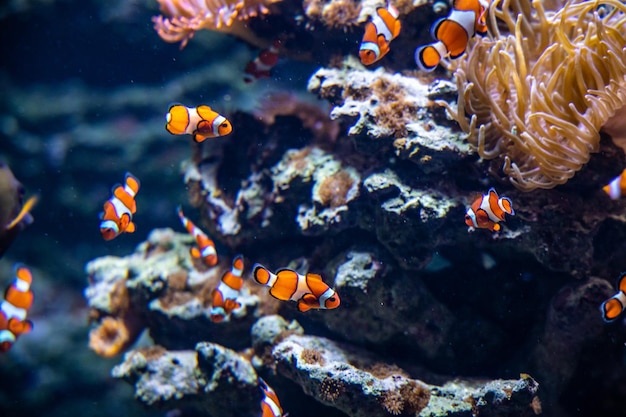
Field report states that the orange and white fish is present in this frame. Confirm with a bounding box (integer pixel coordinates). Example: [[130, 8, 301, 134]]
[[601, 272, 626, 322], [259, 377, 285, 417], [415, 0, 490, 71], [359, 2, 402, 65], [602, 168, 626, 200], [177, 206, 218, 267], [0, 264, 34, 352], [252, 264, 340, 312], [210, 255, 244, 323], [99, 172, 140, 241], [465, 188, 514, 232], [244, 40, 281, 83], [165, 104, 233, 143]]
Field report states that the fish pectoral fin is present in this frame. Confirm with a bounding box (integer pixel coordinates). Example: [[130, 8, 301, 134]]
[[5, 195, 38, 230], [8, 318, 33, 335], [224, 299, 241, 310], [392, 21, 401, 38], [297, 298, 314, 312], [125, 221, 136, 233]]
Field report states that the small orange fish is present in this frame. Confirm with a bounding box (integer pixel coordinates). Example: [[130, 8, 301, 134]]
[[601, 272, 626, 322], [165, 104, 232, 143], [415, 0, 490, 71], [359, 2, 402, 65], [99, 172, 140, 241], [177, 206, 218, 267], [210, 255, 244, 323], [465, 188, 514, 232], [0, 264, 34, 352], [259, 377, 285, 417], [252, 264, 340, 312], [244, 40, 281, 83], [602, 168, 626, 200]]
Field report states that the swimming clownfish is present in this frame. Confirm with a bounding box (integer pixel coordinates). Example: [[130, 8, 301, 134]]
[[465, 188, 514, 232], [602, 168, 626, 200], [415, 0, 490, 71], [359, 2, 402, 66], [210, 255, 244, 323], [0, 162, 37, 259], [259, 377, 285, 417], [244, 40, 281, 83], [252, 264, 340, 312], [99, 172, 140, 241], [165, 104, 233, 143], [601, 272, 626, 322], [0, 264, 34, 352], [177, 206, 218, 267]]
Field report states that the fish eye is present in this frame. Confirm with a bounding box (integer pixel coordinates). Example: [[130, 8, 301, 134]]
[[329, 297, 336, 302], [221, 123, 229, 128]]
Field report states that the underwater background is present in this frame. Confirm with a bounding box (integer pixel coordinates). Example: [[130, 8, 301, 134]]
[[1, 0, 626, 416]]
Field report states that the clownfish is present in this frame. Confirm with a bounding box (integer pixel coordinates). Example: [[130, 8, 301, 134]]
[[210, 255, 244, 323], [252, 264, 340, 312], [0, 162, 37, 258], [244, 40, 281, 83], [601, 272, 626, 322], [0, 264, 34, 352], [415, 0, 490, 71], [177, 206, 218, 267], [602, 168, 626, 200], [99, 172, 140, 241], [465, 188, 514, 232], [259, 377, 285, 417], [165, 104, 233, 143], [359, 2, 402, 66]]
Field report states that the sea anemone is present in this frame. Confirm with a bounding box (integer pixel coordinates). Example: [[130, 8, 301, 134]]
[[443, 0, 626, 191], [153, 0, 283, 48]]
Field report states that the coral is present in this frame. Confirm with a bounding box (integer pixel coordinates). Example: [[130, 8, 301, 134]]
[[152, 0, 282, 48], [266, 332, 540, 417], [88, 316, 142, 358], [300, 347, 326, 365], [85, 229, 263, 353], [318, 377, 346, 402], [317, 170, 356, 208], [444, 0, 626, 191], [112, 342, 262, 415], [308, 57, 473, 173]]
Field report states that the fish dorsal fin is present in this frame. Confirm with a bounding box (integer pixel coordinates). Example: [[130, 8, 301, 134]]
[[617, 272, 626, 293], [5, 195, 38, 230]]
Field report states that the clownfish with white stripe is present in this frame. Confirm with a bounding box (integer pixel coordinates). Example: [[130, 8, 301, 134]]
[[210, 255, 244, 323], [359, 2, 402, 66], [601, 272, 626, 322], [465, 188, 514, 232], [602, 168, 626, 200], [415, 0, 490, 71], [165, 104, 233, 143], [259, 377, 285, 417], [177, 206, 218, 267], [1, 264, 34, 352], [252, 264, 340, 312], [244, 40, 281, 83], [99, 172, 140, 241]]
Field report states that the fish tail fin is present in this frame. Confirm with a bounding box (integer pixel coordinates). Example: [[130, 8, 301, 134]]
[[252, 263, 272, 285], [415, 43, 442, 72], [5, 195, 38, 230]]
